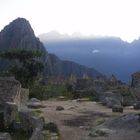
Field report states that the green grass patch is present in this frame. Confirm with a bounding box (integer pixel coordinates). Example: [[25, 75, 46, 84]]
[[10, 130, 31, 140], [31, 110, 43, 117], [29, 83, 73, 100], [89, 96, 99, 102]]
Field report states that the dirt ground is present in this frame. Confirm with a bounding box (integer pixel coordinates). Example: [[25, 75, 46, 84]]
[[41, 99, 140, 140]]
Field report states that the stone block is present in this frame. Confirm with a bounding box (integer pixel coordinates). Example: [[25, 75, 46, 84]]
[[4, 102, 18, 128]]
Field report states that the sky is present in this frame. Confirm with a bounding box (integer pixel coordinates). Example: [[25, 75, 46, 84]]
[[0, 0, 140, 42]]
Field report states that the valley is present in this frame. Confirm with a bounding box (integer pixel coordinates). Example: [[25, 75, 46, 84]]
[[40, 33, 140, 82]]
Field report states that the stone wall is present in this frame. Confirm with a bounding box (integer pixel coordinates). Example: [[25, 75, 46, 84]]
[[0, 77, 21, 108], [20, 88, 29, 109], [131, 72, 140, 100], [131, 71, 140, 88]]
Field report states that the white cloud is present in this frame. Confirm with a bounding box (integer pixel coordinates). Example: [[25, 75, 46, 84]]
[[92, 49, 100, 53], [0, 0, 140, 42]]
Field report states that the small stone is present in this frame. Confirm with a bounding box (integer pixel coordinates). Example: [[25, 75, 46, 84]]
[[57, 96, 67, 101], [56, 106, 64, 111], [112, 105, 123, 113], [79, 126, 84, 129]]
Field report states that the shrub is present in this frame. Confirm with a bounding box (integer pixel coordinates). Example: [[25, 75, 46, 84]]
[[89, 96, 99, 102]]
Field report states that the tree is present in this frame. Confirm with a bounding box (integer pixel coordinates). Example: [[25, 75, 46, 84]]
[[0, 49, 44, 88]]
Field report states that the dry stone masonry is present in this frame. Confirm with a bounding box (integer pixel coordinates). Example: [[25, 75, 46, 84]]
[[0, 77, 55, 140], [0, 77, 21, 109]]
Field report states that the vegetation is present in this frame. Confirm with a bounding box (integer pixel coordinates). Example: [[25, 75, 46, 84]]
[[29, 82, 73, 100], [31, 110, 43, 117], [10, 130, 31, 140], [0, 49, 44, 88], [112, 86, 134, 106], [0, 122, 31, 140], [89, 96, 99, 102]]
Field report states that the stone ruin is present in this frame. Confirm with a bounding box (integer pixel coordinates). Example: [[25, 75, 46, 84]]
[[131, 71, 140, 109], [73, 75, 126, 109], [0, 77, 29, 139], [73, 75, 123, 97], [131, 71, 140, 101], [0, 77, 29, 110], [0, 77, 50, 140]]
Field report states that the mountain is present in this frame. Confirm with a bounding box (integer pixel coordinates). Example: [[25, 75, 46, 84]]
[[0, 18, 53, 75], [49, 54, 100, 77], [39, 32, 140, 82], [39, 31, 71, 42], [0, 18, 101, 78]]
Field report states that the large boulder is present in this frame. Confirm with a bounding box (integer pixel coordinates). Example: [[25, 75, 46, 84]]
[[106, 97, 121, 108], [112, 105, 123, 113], [89, 128, 115, 137], [29, 128, 44, 140], [19, 109, 45, 132], [105, 114, 140, 129], [27, 98, 45, 109], [4, 102, 18, 128], [99, 91, 122, 107]]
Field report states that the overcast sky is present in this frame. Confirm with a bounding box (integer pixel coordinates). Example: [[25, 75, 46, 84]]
[[0, 0, 140, 42]]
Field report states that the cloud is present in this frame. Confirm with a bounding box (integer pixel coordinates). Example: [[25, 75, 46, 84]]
[[92, 49, 100, 53]]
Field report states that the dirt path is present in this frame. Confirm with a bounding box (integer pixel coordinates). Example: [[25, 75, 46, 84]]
[[41, 99, 139, 140]]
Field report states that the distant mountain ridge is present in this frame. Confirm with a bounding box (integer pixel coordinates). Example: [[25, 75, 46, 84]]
[[0, 18, 101, 78], [39, 31, 123, 42], [49, 53, 100, 77], [39, 31, 140, 82]]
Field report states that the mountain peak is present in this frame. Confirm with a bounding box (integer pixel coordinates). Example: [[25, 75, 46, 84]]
[[9, 17, 29, 24], [0, 18, 39, 50], [0, 17, 34, 37]]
